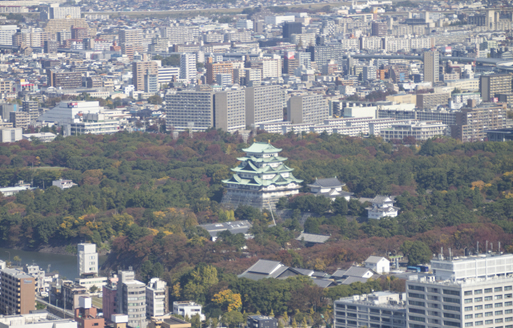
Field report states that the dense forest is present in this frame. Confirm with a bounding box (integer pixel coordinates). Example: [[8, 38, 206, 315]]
[[1, 130, 513, 323]]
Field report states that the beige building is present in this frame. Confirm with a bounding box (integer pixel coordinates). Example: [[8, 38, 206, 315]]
[[381, 120, 448, 141], [0, 269, 36, 315], [288, 94, 329, 124], [214, 89, 245, 132], [132, 61, 158, 91], [416, 93, 450, 109], [423, 50, 440, 84], [386, 93, 417, 104]]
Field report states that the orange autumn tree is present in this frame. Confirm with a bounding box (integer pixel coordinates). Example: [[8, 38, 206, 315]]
[[212, 289, 242, 312]]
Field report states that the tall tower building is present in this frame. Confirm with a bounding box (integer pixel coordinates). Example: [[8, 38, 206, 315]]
[[423, 50, 440, 84], [77, 243, 98, 277], [205, 58, 233, 85], [214, 89, 246, 132], [132, 61, 158, 91], [119, 29, 142, 48], [245, 85, 284, 126], [180, 53, 197, 83], [287, 94, 329, 124]]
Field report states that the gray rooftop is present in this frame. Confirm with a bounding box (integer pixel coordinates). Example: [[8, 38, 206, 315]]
[[198, 220, 252, 238], [296, 232, 331, 244], [365, 256, 388, 264], [308, 177, 345, 188]]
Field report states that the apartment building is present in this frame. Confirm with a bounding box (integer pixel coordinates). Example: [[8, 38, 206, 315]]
[[0, 268, 36, 315], [451, 102, 506, 142], [0, 128, 22, 143], [9, 112, 30, 129], [334, 291, 407, 328], [166, 91, 213, 132], [146, 278, 168, 318], [214, 89, 246, 132], [119, 29, 143, 48], [287, 94, 329, 124], [480, 74, 513, 102], [245, 85, 284, 126], [0, 25, 18, 46]]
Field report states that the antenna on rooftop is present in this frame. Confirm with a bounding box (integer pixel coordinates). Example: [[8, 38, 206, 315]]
[[477, 241, 479, 255], [499, 242, 501, 253], [449, 248, 452, 261], [486, 240, 489, 253], [491, 243, 493, 253]]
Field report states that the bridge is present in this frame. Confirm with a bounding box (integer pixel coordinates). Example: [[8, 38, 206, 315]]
[[36, 297, 75, 319]]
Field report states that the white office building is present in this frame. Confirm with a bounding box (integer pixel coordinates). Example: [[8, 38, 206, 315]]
[[52, 179, 77, 190], [77, 243, 98, 277], [334, 292, 407, 328], [406, 254, 513, 328], [430, 254, 513, 281]]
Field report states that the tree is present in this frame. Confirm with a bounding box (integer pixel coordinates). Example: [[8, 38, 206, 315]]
[[13, 256, 21, 266], [401, 240, 432, 265], [222, 311, 244, 328], [212, 289, 242, 312]]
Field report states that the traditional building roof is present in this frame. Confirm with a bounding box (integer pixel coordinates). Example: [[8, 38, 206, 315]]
[[296, 232, 331, 244], [242, 142, 282, 154], [307, 177, 345, 188]]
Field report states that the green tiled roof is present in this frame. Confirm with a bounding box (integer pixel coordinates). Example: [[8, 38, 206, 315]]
[[222, 173, 303, 187], [242, 142, 282, 153]]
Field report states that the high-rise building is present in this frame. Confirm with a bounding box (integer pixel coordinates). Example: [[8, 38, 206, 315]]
[[283, 22, 303, 38], [47, 5, 81, 19], [362, 66, 377, 81], [0, 268, 36, 315], [451, 102, 506, 142], [180, 53, 197, 82], [0, 25, 18, 46], [77, 243, 98, 277], [406, 253, 513, 328], [9, 112, 30, 129], [416, 93, 450, 109], [132, 61, 158, 91], [480, 74, 513, 102], [371, 21, 388, 37], [119, 29, 143, 48], [245, 85, 284, 126], [165, 91, 213, 132], [205, 58, 233, 85], [423, 50, 440, 84], [287, 94, 329, 124], [44, 40, 58, 53], [146, 278, 168, 318], [216, 73, 232, 87], [214, 89, 246, 132], [145, 74, 159, 93], [22, 101, 39, 122], [102, 278, 118, 323], [117, 270, 147, 328]]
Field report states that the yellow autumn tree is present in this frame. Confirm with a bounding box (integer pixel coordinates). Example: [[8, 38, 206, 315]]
[[212, 289, 242, 312]]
